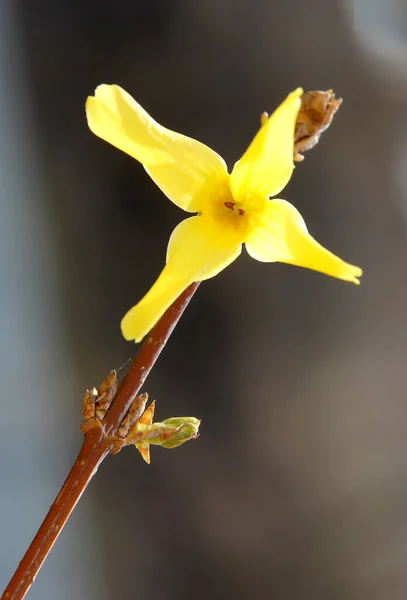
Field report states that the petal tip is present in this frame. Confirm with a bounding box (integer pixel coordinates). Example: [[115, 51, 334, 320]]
[[121, 313, 142, 344], [347, 265, 363, 285], [93, 83, 114, 97], [85, 95, 96, 113]]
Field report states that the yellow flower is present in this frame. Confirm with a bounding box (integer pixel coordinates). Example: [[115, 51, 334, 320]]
[[86, 85, 362, 343]]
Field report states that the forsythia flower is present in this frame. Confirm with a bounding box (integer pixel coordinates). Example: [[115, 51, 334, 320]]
[[86, 85, 362, 342]]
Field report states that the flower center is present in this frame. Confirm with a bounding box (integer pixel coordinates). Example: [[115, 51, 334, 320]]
[[224, 201, 245, 216], [201, 186, 265, 236]]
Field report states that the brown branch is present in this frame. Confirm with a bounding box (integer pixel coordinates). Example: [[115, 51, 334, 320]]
[[1, 282, 200, 600]]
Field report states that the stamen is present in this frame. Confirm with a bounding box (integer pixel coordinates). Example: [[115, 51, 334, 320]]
[[224, 201, 245, 216]]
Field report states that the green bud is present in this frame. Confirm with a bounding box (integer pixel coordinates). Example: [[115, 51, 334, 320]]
[[159, 417, 200, 449], [132, 415, 200, 463]]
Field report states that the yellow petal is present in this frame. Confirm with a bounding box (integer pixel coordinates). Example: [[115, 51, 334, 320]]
[[230, 88, 303, 202], [86, 85, 228, 212], [121, 216, 242, 342], [245, 199, 362, 284]]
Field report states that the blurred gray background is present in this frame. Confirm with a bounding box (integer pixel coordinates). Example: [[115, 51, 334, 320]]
[[1, 1, 407, 599]]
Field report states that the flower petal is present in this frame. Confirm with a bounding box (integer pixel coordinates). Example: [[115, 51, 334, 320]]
[[230, 88, 303, 201], [245, 199, 362, 284], [121, 216, 242, 341], [86, 85, 228, 212]]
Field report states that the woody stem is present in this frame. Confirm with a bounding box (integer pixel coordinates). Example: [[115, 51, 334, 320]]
[[1, 282, 200, 600]]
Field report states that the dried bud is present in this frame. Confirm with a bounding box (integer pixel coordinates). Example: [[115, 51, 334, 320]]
[[81, 371, 118, 434], [294, 90, 342, 161]]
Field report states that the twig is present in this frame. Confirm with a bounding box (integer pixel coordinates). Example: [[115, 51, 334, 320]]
[[1, 282, 200, 600]]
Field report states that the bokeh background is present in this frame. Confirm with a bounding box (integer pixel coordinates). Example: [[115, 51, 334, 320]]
[[1, 1, 407, 599]]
